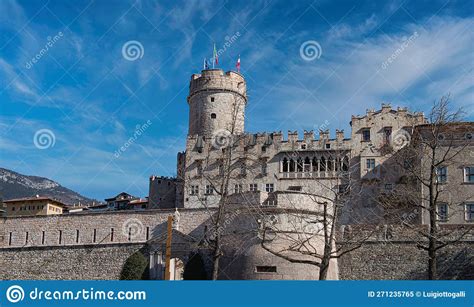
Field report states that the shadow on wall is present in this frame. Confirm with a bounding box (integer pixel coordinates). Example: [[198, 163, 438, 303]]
[[405, 245, 473, 280]]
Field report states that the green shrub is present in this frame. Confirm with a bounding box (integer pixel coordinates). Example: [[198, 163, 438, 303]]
[[120, 251, 148, 280]]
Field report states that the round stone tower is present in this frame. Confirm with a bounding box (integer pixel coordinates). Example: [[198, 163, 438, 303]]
[[187, 69, 247, 137]]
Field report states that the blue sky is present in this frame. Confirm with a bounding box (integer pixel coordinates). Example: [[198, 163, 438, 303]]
[[1, 0, 473, 201]]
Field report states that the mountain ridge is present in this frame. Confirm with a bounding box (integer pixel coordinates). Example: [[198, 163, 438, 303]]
[[0, 167, 94, 205]]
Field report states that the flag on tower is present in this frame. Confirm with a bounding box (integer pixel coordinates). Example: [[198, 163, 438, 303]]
[[213, 43, 218, 67], [236, 55, 241, 72], [203, 58, 209, 70]]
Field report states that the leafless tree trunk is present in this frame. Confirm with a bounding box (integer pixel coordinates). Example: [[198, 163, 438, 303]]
[[259, 149, 374, 280], [379, 95, 473, 279]]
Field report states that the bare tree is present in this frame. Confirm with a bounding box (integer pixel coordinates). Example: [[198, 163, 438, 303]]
[[259, 149, 374, 280], [379, 96, 473, 279], [184, 96, 247, 280]]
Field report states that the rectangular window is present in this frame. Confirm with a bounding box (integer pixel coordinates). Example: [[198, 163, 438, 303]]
[[437, 203, 448, 222], [362, 129, 371, 142], [205, 185, 214, 195], [58, 230, 62, 244], [366, 158, 376, 170], [465, 204, 474, 222], [464, 167, 474, 183], [436, 166, 447, 183], [384, 183, 393, 191], [42, 231, 45, 245], [25, 232, 29, 244], [325, 143, 331, 149], [76, 229, 80, 243], [261, 162, 267, 175], [265, 183, 274, 192], [93, 229, 97, 243], [249, 183, 258, 192], [190, 185, 199, 195], [110, 228, 114, 242], [255, 266, 277, 273], [9, 232, 12, 246], [234, 184, 243, 194]]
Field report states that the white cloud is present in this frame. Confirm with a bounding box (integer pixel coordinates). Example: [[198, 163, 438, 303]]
[[253, 15, 474, 134]]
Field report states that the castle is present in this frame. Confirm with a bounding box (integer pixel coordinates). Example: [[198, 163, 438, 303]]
[[1, 69, 472, 280]]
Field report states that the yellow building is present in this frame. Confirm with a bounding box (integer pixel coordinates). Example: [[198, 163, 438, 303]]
[[3, 196, 67, 217]]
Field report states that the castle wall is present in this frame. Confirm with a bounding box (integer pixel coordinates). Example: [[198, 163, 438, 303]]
[[338, 241, 474, 280], [0, 208, 337, 280], [0, 243, 145, 280], [1, 212, 471, 280], [183, 131, 351, 210]]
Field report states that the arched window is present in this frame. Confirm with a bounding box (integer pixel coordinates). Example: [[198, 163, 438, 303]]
[[282, 158, 289, 172], [320, 157, 326, 171], [296, 158, 303, 172], [327, 157, 333, 171], [289, 159, 295, 172], [210, 113, 217, 119], [342, 156, 349, 171], [304, 157, 311, 172]]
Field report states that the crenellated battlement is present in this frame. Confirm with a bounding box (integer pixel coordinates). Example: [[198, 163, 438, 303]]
[[351, 103, 427, 127], [188, 69, 247, 103], [186, 129, 352, 153]]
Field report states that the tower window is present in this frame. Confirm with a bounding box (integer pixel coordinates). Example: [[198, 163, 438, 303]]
[[211, 113, 217, 119], [362, 129, 371, 142], [210, 97, 215, 102]]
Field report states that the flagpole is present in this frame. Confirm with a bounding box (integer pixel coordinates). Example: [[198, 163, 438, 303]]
[[212, 43, 215, 69]]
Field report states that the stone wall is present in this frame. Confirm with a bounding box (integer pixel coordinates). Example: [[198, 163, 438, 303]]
[[1, 211, 472, 280], [0, 243, 144, 280], [338, 241, 473, 280]]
